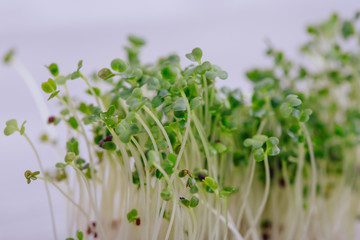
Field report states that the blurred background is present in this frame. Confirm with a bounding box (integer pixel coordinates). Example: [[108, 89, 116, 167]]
[[1, 0, 359, 239]]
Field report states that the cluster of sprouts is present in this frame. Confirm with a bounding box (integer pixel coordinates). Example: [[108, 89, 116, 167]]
[[3, 13, 360, 240]]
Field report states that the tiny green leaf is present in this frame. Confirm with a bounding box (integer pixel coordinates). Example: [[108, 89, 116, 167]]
[[190, 97, 202, 110], [161, 188, 173, 201], [253, 148, 265, 162], [3, 49, 14, 63], [102, 141, 116, 151], [48, 90, 60, 100], [342, 21, 355, 39], [65, 152, 76, 163], [189, 196, 199, 208], [203, 177, 218, 191], [111, 58, 128, 72], [77, 231, 83, 240], [147, 150, 160, 166], [77, 60, 83, 71], [180, 198, 190, 207], [98, 68, 114, 80], [127, 209, 138, 222], [19, 121, 26, 135], [168, 153, 177, 165], [41, 79, 56, 94], [68, 117, 78, 129], [47, 63, 59, 77], [173, 98, 186, 112], [56, 163, 66, 168], [268, 145, 280, 156], [4, 119, 19, 136], [192, 47, 203, 62], [128, 35, 146, 47]]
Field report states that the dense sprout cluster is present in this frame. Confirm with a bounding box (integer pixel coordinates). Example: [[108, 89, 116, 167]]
[[3, 13, 360, 240]]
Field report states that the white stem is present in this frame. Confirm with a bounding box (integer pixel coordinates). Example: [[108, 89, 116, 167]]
[[23, 134, 58, 240], [11, 59, 57, 138]]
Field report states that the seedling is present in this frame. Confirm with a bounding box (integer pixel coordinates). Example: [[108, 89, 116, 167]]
[[3, 13, 360, 240]]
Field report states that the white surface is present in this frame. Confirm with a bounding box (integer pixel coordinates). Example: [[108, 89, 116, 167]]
[[0, 1, 359, 239]]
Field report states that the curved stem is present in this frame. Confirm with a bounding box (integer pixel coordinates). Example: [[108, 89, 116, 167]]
[[204, 201, 243, 240], [189, 208, 198, 240], [143, 106, 173, 153], [174, 91, 191, 170], [79, 73, 104, 111], [244, 154, 270, 240], [236, 118, 267, 228], [38, 177, 89, 218], [301, 123, 317, 238], [135, 113, 159, 153], [10, 59, 57, 138], [23, 134, 58, 240], [70, 163, 108, 240]]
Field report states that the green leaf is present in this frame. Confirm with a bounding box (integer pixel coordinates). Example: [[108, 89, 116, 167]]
[[111, 58, 128, 72], [77, 231, 83, 240], [192, 47, 203, 62], [98, 68, 114, 80], [47, 63, 59, 77], [280, 103, 292, 117], [41, 79, 57, 94], [102, 141, 116, 151], [180, 198, 190, 207], [48, 90, 60, 100], [56, 162, 66, 168], [67, 138, 79, 155], [128, 35, 146, 47], [127, 209, 138, 222], [54, 75, 68, 85], [168, 153, 177, 165], [185, 53, 196, 62], [77, 60, 83, 71], [268, 145, 280, 156], [203, 177, 218, 191], [214, 142, 227, 154], [4, 119, 19, 136], [115, 123, 130, 143], [68, 117, 78, 129], [65, 152, 76, 163], [300, 108, 312, 122], [19, 121, 26, 135], [189, 196, 199, 208], [104, 118, 115, 127], [190, 186, 199, 194], [3, 49, 14, 63], [342, 21, 355, 39], [161, 188, 173, 201], [173, 98, 186, 112], [218, 70, 228, 80], [244, 138, 254, 147], [219, 187, 239, 198], [147, 150, 160, 166], [205, 71, 217, 80], [190, 97, 202, 110], [186, 177, 196, 188], [267, 137, 279, 146], [253, 135, 268, 143], [161, 65, 178, 82], [70, 71, 80, 80], [253, 148, 265, 162], [286, 94, 302, 107]]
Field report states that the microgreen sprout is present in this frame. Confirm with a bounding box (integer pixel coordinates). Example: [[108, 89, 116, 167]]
[[3, 12, 360, 240]]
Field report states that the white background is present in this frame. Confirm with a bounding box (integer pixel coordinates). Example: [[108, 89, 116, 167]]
[[0, 0, 359, 239]]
